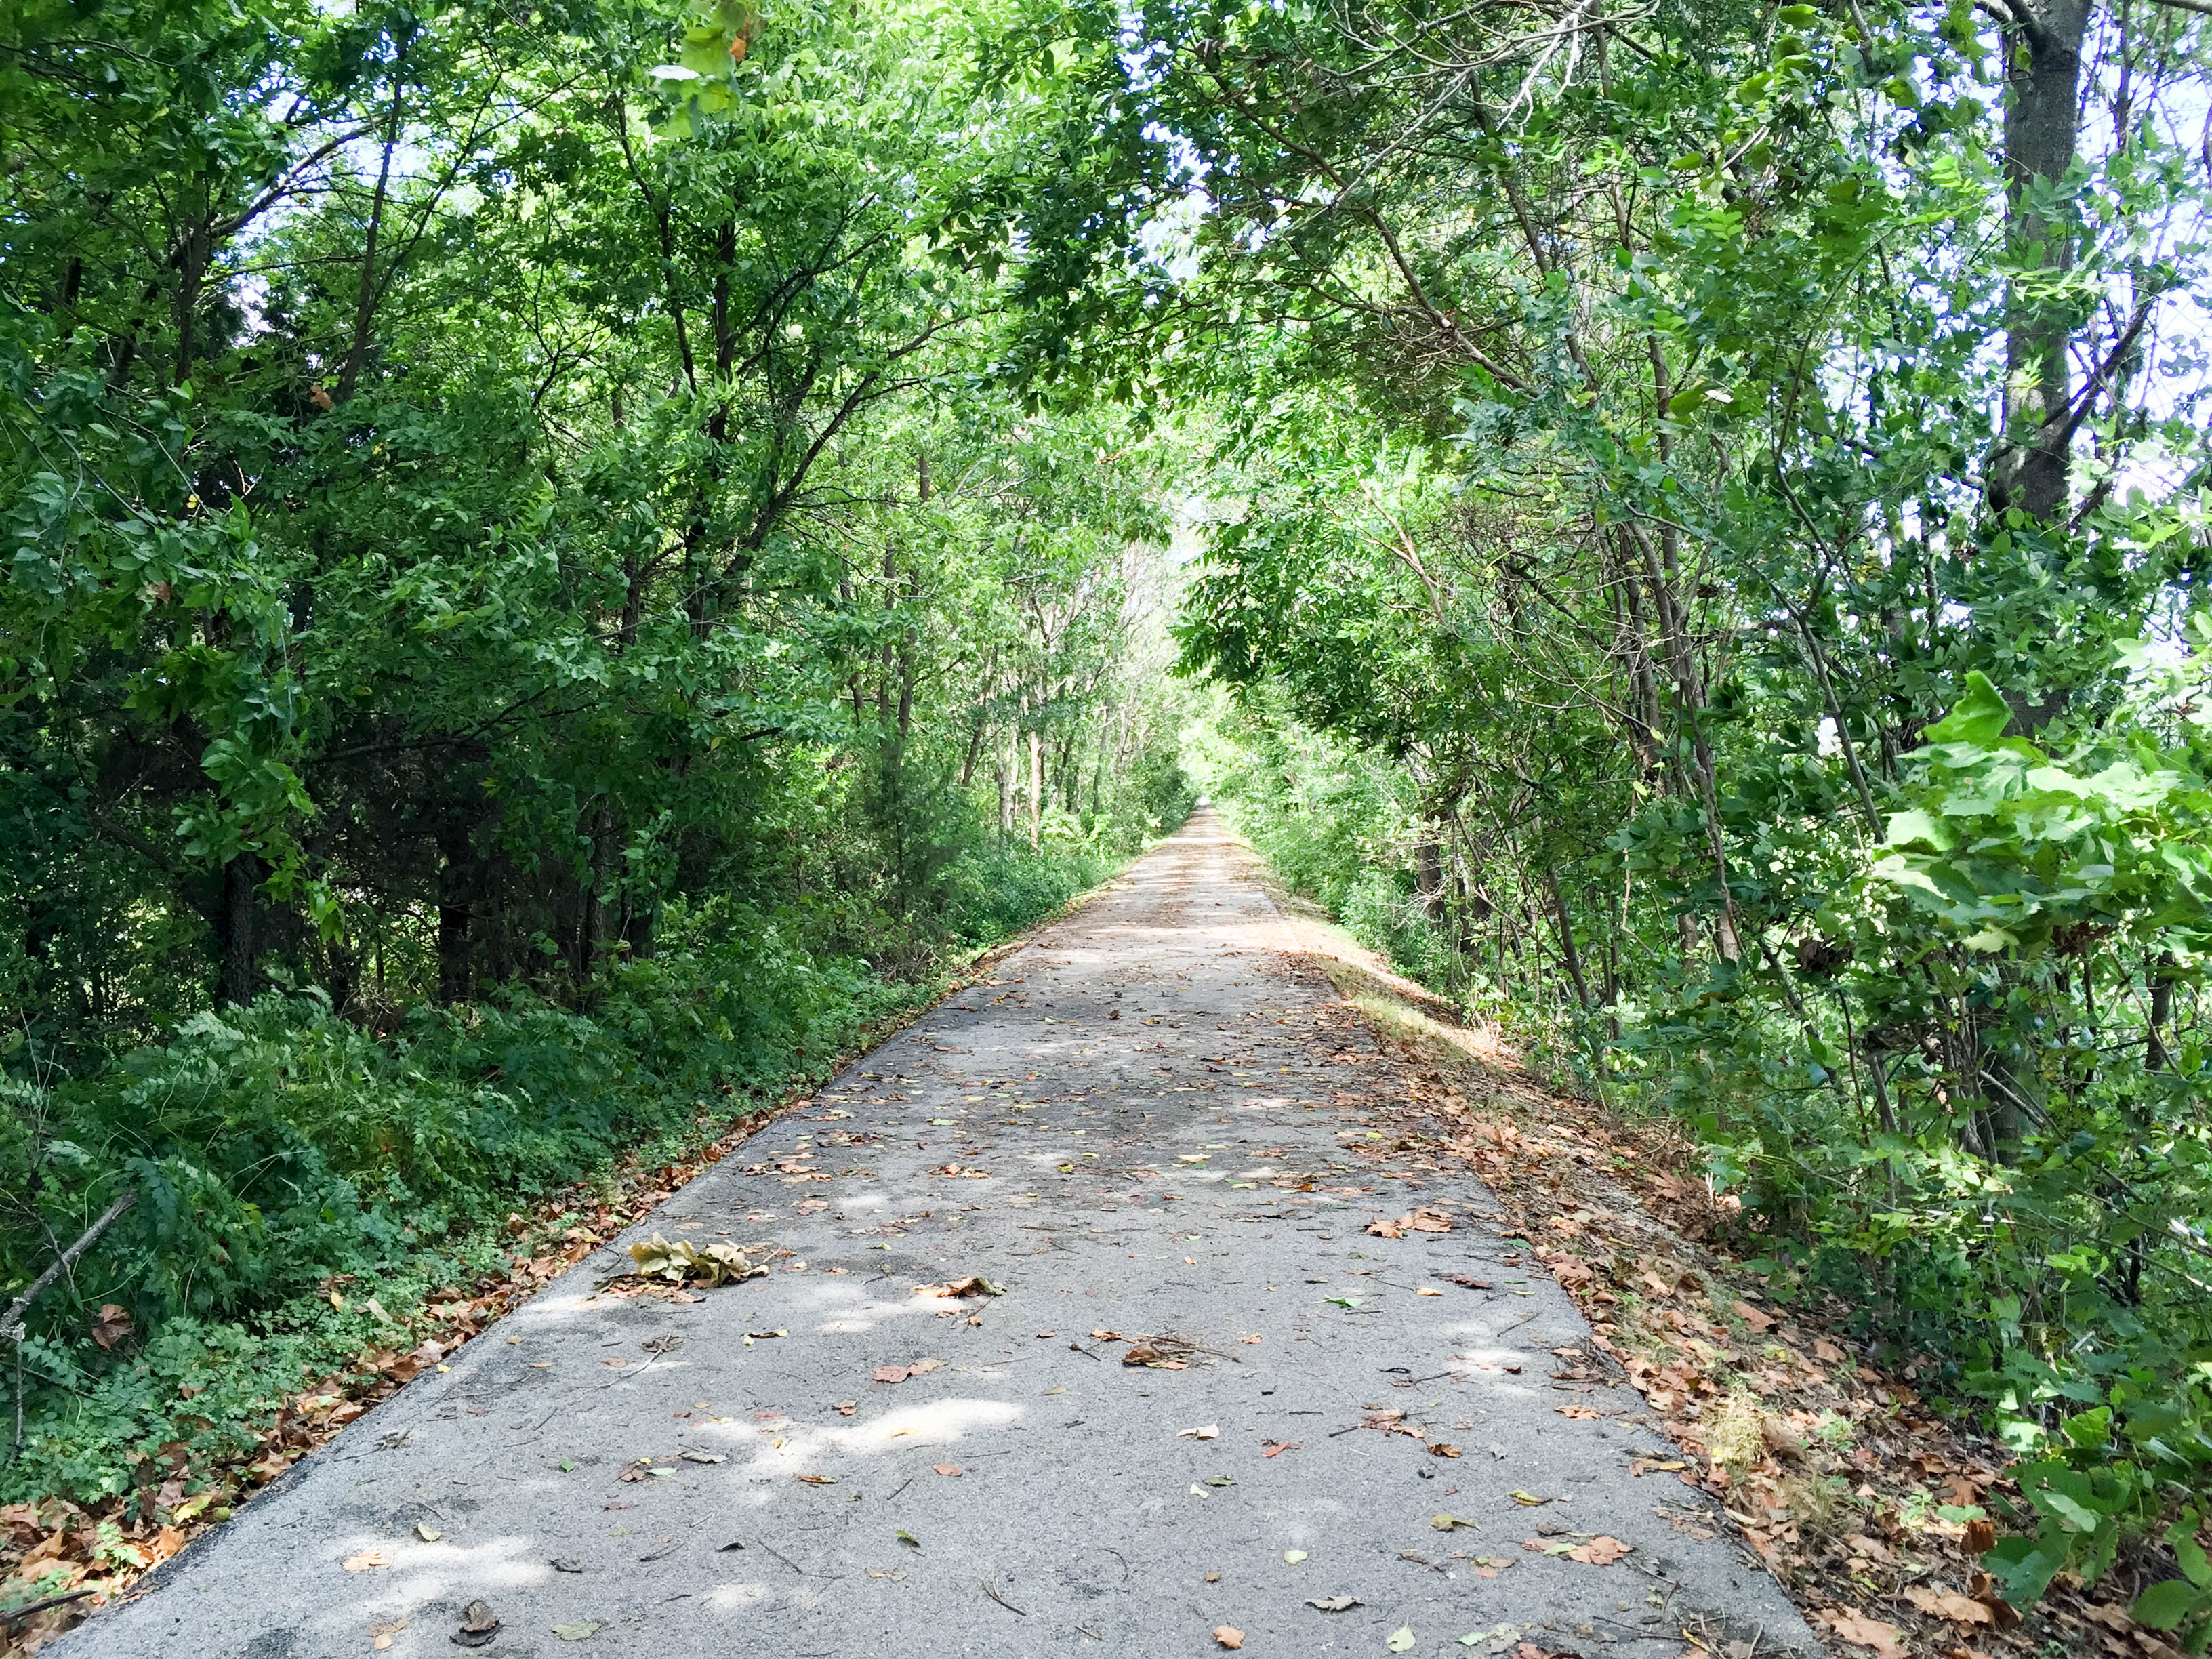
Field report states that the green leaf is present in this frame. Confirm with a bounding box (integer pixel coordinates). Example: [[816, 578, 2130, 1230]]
[[1924, 672, 2013, 747], [2036, 1490, 2105, 1534], [1883, 808, 1955, 850], [2133, 1578, 2206, 1631], [1387, 1629, 1417, 1652], [2167, 1512, 2211, 1590]]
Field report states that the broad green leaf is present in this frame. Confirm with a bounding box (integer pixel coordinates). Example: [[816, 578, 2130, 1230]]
[[1924, 672, 2013, 747]]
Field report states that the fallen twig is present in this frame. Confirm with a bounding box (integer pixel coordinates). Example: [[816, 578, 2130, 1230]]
[[0, 1590, 95, 1625], [0, 1192, 137, 1339]]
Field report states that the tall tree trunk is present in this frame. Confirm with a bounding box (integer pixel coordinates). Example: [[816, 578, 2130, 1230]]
[[436, 823, 475, 1006], [1027, 726, 1043, 852], [1415, 840, 1445, 917], [218, 851, 260, 1006], [335, 46, 407, 404], [1544, 869, 1596, 1013], [1992, 0, 2093, 520], [579, 801, 616, 995]]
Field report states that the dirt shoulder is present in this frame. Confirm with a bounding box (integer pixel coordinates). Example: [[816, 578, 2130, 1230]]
[[1281, 886, 2183, 1659]]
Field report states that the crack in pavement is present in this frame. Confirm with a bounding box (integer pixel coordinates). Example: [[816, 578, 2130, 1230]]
[[64, 807, 1818, 1658]]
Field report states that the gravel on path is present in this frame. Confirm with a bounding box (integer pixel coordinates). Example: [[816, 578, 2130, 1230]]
[[65, 808, 1817, 1659]]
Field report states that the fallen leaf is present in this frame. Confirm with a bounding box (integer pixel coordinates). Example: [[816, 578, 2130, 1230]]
[[1417, 1286, 1443, 1296], [369, 1616, 410, 1651], [1904, 1586, 1994, 1626], [1431, 1513, 1478, 1531], [1814, 1608, 1909, 1659], [1509, 1489, 1548, 1504], [1367, 1218, 1405, 1239], [1179, 1424, 1220, 1439], [551, 1622, 604, 1642], [1964, 1517, 1996, 1554], [1214, 1626, 1245, 1650], [895, 1529, 922, 1548], [1389, 1627, 1417, 1652], [833, 1400, 858, 1416], [907, 1357, 943, 1374], [932, 1464, 962, 1477], [453, 1599, 500, 1649], [342, 1551, 390, 1572], [795, 1473, 836, 1486], [872, 1366, 911, 1384], [1261, 1441, 1298, 1458], [1308, 1595, 1362, 1612], [1567, 1536, 1631, 1565], [415, 1523, 441, 1542], [1284, 1549, 1308, 1563], [550, 1557, 584, 1572], [1427, 1442, 1462, 1458], [1814, 1338, 1847, 1364], [1730, 1300, 1775, 1330], [88, 1304, 134, 1351], [1557, 1405, 1599, 1420], [679, 1450, 726, 1464], [1091, 1329, 1124, 1340]]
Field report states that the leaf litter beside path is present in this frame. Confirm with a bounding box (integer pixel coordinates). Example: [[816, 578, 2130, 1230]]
[[0, 943, 1036, 1657], [1298, 945, 2192, 1659]]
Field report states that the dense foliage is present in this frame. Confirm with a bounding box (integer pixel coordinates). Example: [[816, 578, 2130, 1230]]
[[0, 0, 1192, 1506], [9, 0, 2212, 1634], [1003, 0, 2212, 1629]]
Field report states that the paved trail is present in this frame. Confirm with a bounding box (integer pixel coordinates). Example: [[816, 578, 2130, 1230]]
[[71, 811, 1814, 1659]]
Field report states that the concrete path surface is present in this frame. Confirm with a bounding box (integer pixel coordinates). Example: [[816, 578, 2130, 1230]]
[[66, 809, 1816, 1659]]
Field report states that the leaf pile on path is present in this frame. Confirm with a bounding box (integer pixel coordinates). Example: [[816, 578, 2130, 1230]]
[[1316, 970, 2197, 1659]]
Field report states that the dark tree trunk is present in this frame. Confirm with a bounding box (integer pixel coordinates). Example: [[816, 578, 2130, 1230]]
[[1414, 841, 1444, 916], [218, 851, 261, 1006], [436, 828, 476, 1006]]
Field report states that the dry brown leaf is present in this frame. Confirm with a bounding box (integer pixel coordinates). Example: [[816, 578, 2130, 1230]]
[[1814, 1337, 1847, 1364], [795, 1473, 836, 1486], [1568, 1536, 1631, 1565], [1730, 1300, 1775, 1330], [1759, 1418, 1805, 1462], [341, 1551, 390, 1572], [87, 1305, 134, 1352], [1904, 1585, 1994, 1626], [1214, 1626, 1245, 1650], [1815, 1607, 1909, 1659], [872, 1366, 910, 1384], [931, 1464, 962, 1477]]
